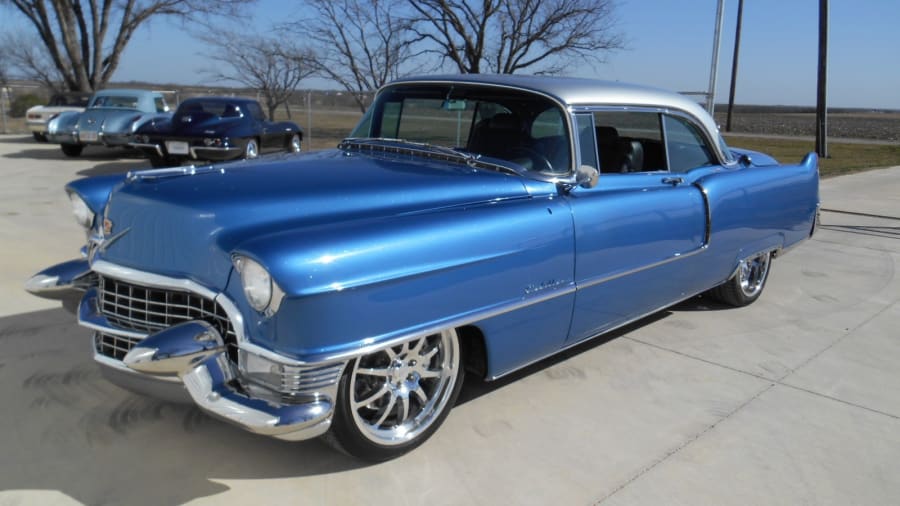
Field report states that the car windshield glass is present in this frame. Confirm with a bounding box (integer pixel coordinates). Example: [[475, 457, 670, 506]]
[[91, 96, 140, 109], [350, 84, 572, 174]]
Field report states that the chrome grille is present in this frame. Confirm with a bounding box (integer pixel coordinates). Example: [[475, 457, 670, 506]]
[[97, 275, 238, 361], [239, 349, 346, 403], [94, 332, 143, 361]]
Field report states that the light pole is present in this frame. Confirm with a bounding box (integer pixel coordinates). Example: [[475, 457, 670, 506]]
[[815, 0, 829, 158], [726, 0, 745, 132], [706, 0, 726, 115]]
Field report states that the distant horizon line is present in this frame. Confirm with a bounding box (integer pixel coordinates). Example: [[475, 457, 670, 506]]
[[3, 77, 897, 113]]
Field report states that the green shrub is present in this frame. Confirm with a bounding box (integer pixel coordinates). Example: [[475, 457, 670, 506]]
[[10, 94, 45, 118]]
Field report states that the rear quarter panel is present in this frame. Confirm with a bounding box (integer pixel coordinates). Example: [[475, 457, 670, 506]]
[[698, 153, 819, 286]]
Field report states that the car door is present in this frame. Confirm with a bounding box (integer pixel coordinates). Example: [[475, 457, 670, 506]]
[[246, 102, 277, 151], [565, 109, 714, 343]]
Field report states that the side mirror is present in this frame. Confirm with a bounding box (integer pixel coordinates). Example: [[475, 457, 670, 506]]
[[575, 164, 599, 189]]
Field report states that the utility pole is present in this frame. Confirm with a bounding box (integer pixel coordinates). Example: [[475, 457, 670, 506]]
[[726, 0, 745, 132], [815, 0, 829, 158], [706, 0, 726, 115]]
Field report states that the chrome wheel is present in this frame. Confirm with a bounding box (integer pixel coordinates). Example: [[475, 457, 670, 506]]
[[245, 138, 259, 159], [288, 133, 301, 153], [349, 330, 460, 446], [738, 251, 771, 298]]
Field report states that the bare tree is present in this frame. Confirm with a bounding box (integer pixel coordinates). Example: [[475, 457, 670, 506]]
[[409, 0, 624, 74], [203, 36, 316, 119], [290, 0, 420, 113], [2, 0, 248, 92], [1, 31, 66, 92]]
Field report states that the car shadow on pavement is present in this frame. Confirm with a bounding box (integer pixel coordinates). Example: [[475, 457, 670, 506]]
[[0, 307, 367, 506]]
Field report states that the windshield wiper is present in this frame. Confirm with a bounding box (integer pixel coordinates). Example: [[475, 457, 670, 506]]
[[339, 137, 521, 176]]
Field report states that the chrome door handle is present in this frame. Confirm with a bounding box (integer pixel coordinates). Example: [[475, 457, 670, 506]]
[[662, 176, 684, 186]]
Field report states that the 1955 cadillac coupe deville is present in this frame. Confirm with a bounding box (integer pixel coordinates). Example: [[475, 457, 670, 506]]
[[27, 75, 819, 461]]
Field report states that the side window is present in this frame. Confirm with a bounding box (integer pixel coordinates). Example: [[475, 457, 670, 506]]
[[663, 115, 715, 172], [248, 103, 266, 121], [592, 111, 666, 173], [154, 97, 168, 113]]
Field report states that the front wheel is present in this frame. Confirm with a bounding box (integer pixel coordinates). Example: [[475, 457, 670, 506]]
[[709, 251, 772, 307], [325, 329, 464, 461], [60, 143, 84, 157], [33, 132, 48, 142]]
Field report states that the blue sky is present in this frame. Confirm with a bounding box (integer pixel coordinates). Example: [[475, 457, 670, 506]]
[[4, 0, 899, 109]]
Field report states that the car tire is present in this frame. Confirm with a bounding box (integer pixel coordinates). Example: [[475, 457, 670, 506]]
[[33, 132, 48, 142], [324, 329, 464, 461], [287, 133, 301, 153], [60, 143, 84, 157], [709, 251, 772, 307], [244, 138, 259, 159]]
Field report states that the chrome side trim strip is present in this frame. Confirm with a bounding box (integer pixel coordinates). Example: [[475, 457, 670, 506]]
[[489, 284, 715, 380], [578, 245, 708, 292], [304, 283, 579, 364]]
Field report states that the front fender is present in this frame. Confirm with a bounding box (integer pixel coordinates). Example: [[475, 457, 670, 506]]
[[230, 196, 575, 360]]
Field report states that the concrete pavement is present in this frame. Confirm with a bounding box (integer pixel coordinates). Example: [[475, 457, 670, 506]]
[[1, 135, 898, 505]]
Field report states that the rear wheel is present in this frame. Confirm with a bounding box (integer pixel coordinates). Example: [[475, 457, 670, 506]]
[[287, 133, 301, 153], [325, 329, 464, 461], [60, 143, 83, 157], [709, 251, 772, 307], [244, 138, 259, 159]]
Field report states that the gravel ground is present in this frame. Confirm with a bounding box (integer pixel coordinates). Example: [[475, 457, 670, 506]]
[[714, 112, 900, 142]]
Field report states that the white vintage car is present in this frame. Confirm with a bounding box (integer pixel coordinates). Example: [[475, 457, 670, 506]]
[[25, 93, 91, 142]]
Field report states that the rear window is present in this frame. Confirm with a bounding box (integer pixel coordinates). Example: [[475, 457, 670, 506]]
[[91, 96, 140, 109]]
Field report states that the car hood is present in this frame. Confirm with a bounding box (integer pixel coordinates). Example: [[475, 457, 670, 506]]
[[96, 149, 534, 290]]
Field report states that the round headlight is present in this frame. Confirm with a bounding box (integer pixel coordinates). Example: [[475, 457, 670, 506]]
[[68, 192, 94, 229], [235, 256, 273, 312]]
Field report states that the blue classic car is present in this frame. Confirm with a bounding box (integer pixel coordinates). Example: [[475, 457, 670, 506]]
[[47, 89, 171, 157], [131, 97, 303, 167], [27, 75, 819, 461]]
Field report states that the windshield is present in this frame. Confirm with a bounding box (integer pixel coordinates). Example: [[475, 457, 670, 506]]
[[350, 84, 572, 174]]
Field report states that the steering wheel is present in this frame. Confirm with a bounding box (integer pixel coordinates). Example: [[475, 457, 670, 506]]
[[505, 146, 553, 172]]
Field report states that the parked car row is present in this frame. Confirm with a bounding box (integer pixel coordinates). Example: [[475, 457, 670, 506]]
[[27, 74, 820, 461], [33, 89, 303, 164]]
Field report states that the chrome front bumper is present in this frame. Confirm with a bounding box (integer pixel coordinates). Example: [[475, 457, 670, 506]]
[[27, 259, 345, 442]]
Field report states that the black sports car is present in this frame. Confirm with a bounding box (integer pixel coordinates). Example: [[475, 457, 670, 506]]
[[132, 97, 303, 167]]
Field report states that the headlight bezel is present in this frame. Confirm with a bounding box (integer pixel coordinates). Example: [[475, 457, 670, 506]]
[[233, 255, 284, 316], [68, 191, 94, 230]]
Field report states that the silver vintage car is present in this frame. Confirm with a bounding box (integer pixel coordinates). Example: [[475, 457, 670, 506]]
[[47, 89, 172, 157]]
